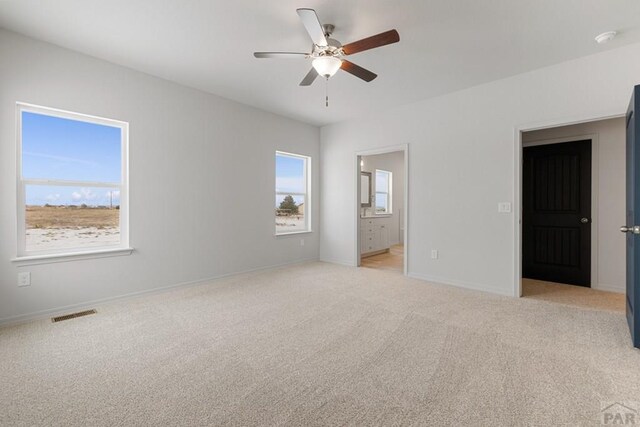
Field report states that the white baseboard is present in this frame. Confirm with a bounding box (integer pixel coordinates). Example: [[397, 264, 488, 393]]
[[593, 283, 625, 294], [318, 261, 513, 297], [0, 257, 319, 327], [319, 257, 356, 267], [407, 272, 515, 297]]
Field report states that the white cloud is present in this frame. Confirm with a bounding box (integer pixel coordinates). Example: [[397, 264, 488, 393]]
[[104, 190, 120, 198], [45, 193, 60, 202], [23, 150, 99, 167], [71, 188, 97, 202]]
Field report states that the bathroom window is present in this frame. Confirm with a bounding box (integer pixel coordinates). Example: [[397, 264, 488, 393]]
[[375, 169, 392, 214]]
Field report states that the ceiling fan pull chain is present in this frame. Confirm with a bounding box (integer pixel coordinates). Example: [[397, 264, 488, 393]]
[[325, 77, 329, 107]]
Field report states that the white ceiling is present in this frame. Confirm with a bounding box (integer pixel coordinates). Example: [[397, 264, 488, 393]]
[[1, 0, 640, 126]]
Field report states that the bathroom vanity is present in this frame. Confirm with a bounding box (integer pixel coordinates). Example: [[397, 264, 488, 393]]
[[360, 216, 391, 256]]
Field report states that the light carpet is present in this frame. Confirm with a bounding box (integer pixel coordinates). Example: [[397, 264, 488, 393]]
[[1, 262, 639, 426]]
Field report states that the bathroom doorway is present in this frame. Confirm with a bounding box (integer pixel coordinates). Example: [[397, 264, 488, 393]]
[[356, 145, 408, 274]]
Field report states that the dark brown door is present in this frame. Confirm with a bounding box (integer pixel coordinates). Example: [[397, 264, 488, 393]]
[[523, 140, 592, 287]]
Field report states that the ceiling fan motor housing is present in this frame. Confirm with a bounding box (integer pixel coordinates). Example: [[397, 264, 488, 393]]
[[313, 32, 343, 58]]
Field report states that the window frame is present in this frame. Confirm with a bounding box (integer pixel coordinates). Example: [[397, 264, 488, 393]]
[[15, 102, 130, 259], [375, 169, 392, 214], [275, 150, 311, 235]]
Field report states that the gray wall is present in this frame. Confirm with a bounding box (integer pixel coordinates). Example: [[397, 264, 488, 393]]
[[320, 42, 640, 296], [0, 30, 320, 323], [522, 118, 626, 293]]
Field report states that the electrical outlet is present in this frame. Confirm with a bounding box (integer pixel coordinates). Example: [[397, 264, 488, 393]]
[[18, 272, 31, 287], [498, 202, 512, 213], [431, 250, 438, 260], [300, 238, 305, 246]]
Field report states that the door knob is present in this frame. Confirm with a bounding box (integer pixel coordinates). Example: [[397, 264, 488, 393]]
[[620, 225, 640, 234], [580, 218, 589, 224]]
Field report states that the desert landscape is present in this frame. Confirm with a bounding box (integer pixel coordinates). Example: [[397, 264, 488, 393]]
[[275, 215, 306, 233], [25, 205, 120, 251]]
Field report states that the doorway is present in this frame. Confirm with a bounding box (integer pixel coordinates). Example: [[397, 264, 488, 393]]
[[355, 145, 408, 274], [517, 117, 627, 299]]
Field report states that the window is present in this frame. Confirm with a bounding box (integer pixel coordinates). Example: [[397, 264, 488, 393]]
[[375, 169, 392, 214], [17, 103, 128, 257], [275, 151, 310, 234]]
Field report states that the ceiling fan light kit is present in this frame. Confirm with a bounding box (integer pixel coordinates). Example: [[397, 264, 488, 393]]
[[254, 8, 400, 106], [312, 56, 342, 78]]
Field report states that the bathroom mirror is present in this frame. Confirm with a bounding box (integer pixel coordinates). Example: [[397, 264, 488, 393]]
[[360, 171, 372, 207]]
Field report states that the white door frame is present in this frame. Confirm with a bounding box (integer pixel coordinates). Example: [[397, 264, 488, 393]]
[[355, 144, 409, 275], [513, 111, 624, 297]]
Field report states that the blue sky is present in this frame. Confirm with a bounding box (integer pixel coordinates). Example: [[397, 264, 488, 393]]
[[275, 154, 305, 207], [22, 111, 122, 205]]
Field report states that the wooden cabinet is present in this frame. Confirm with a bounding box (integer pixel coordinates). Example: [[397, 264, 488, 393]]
[[360, 217, 390, 256]]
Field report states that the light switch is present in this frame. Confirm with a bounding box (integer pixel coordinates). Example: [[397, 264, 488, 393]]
[[498, 202, 512, 213]]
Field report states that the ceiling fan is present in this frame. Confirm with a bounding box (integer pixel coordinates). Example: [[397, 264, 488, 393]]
[[254, 8, 400, 87]]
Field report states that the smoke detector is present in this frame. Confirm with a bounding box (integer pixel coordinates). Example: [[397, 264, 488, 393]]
[[595, 31, 617, 44]]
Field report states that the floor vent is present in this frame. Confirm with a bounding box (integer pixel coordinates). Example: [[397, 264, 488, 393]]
[[51, 309, 97, 323]]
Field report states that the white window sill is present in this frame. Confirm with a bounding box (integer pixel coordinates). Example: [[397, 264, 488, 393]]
[[12, 247, 134, 266], [275, 230, 313, 237]]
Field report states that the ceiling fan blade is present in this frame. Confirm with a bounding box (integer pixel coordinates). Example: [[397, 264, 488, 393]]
[[340, 60, 377, 82], [299, 68, 319, 86], [342, 30, 400, 55], [254, 52, 308, 59], [296, 8, 328, 47]]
